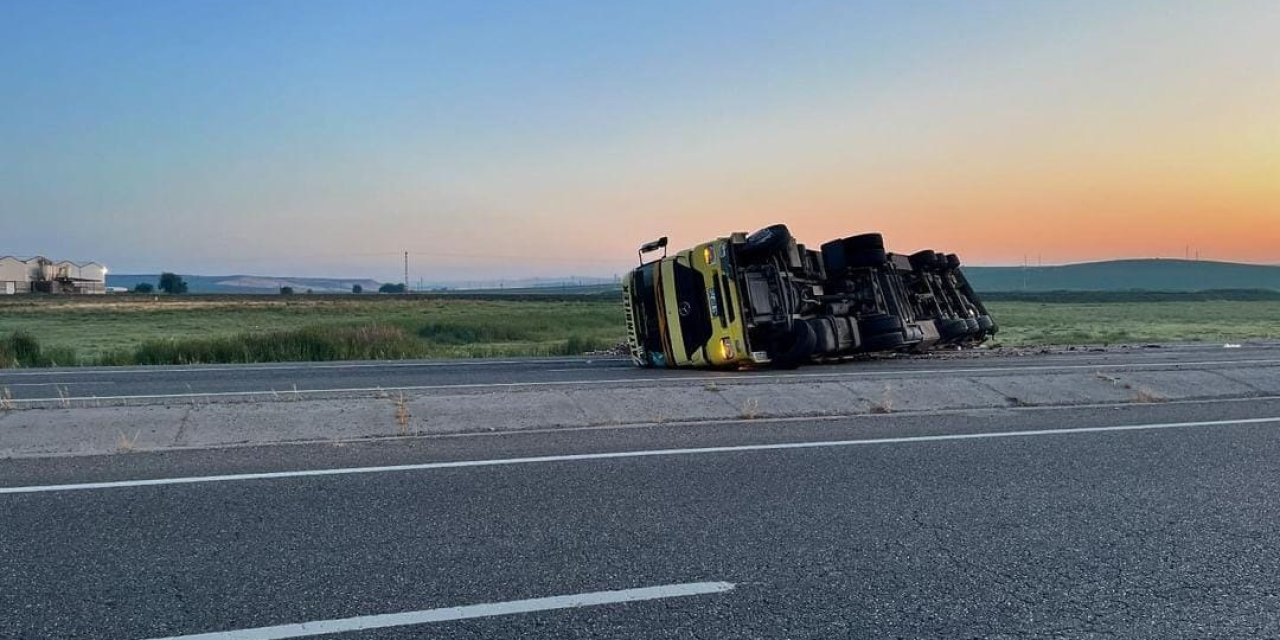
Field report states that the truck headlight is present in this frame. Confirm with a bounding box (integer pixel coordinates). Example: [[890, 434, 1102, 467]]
[[720, 337, 736, 360]]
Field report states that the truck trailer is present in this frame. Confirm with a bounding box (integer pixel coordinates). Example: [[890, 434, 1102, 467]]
[[622, 224, 995, 369]]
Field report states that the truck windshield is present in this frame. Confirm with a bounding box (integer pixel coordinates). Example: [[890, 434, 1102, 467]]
[[631, 263, 665, 357]]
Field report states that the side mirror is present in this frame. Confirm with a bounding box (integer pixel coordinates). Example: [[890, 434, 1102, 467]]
[[638, 236, 669, 263]]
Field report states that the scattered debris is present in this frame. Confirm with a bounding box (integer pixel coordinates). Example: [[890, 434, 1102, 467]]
[[584, 343, 631, 357], [1131, 387, 1166, 403]]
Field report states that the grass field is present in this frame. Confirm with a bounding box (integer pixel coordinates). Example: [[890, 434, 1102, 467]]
[[0, 295, 1277, 367], [0, 296, 624, 367], [987, 300, 1280, 346]]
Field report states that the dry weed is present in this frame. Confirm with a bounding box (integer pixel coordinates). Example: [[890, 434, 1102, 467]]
[[116, 430, 141, 453], [393, 392, 412, 435], [869, 385, 894, 414]]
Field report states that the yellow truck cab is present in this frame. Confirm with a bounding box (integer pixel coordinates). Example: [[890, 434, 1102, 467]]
[[623, 235, 754, 368]]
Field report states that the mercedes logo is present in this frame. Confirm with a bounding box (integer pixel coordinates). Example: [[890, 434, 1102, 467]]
[[678, 301, 692, 317]]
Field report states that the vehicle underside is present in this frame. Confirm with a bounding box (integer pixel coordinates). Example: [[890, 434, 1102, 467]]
[[625, 224, 997, 369]]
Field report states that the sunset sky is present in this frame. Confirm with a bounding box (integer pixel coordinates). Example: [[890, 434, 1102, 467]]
[[2, 1, 1277, 281]]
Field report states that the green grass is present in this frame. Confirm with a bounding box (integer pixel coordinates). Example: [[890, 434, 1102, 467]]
[[0, 331, 79, 368], [0, 295, 1276, 367], [99, 325, 429, 366], [0, 297, 627, 366], [986, 301, 1280, 346]]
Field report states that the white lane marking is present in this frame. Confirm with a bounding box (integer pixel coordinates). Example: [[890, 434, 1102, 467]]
[[4, 416, 1278, 495], [1, 382, 114, 387], [9, 356, 1280, 404], [0, 357, 623, 378], [139, 581, 735, 640]]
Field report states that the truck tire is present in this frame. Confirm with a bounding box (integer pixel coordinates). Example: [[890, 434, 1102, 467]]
[[769, 321, 817, 369], [936, 318, 970, 341], [861, 331, 907, 352], [945, 253, 962, 270], [820, 240, 849, 278], [859, 314, 903, 336], [741, 224, 794, 259], [909, 250, 938, 271], [932, 251, 949, 270], [977, 315, 996, 334], [844, 234, 888, 267]]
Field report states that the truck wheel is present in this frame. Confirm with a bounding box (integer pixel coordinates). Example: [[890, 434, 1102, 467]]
[[845, 234, 888, 267], [945, 253, 962, 270], [936, 318, 970, 341], [741, 224, 793, 259], [909, 250, 938, 271], [820, 240, 848, 276], [861, 331, 907, 352], [859, 314, 903, 336], [977, 315, 996, 334], [932, 251, 949, 270], [769, 321, 817, 369]]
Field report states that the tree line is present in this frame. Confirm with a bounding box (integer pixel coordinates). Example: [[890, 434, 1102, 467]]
[[134, 274, 407, 295]]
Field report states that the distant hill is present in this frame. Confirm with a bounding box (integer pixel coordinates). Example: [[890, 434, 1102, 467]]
[[965, 259, 1280, 292], [106, 259, 1280, 296], [108, 274, 383, 294], [106, 274, 616, 294], [437, 283, 622, 296]]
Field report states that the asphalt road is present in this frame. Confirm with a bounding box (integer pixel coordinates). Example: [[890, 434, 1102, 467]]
[[3, 397, 1280, 638], [2, 342, 1278, 402]]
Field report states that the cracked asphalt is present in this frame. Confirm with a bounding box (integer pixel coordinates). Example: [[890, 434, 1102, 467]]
[[3, 398, 1280, 639]]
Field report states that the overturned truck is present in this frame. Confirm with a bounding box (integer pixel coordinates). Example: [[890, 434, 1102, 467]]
[[623, 224, 995, 369]]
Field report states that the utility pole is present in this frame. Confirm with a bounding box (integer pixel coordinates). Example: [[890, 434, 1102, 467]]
[[403, 251, 409, 294]]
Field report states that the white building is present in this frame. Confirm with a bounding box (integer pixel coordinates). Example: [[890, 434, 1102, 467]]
[[0, 256, 27, 295], [0, 256, 108, 294]]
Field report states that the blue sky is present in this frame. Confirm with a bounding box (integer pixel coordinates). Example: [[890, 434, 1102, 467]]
[[2, 1, 1276, 280]]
